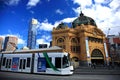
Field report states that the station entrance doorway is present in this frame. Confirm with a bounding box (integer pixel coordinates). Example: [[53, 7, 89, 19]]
[[91, 49, 104, 66]]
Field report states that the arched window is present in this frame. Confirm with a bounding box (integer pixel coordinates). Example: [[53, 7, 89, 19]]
[[71, 38, 80, 53], [91, 49, 103, 57], [57, 38, 65, 49], [57, 38, 64, 43], [91, 49, 104, 65], [71, 38, 77, 44]]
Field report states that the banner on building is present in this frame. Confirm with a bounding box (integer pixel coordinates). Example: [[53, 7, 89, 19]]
[[85, 37, 90, 58], [104, 43, 109, 58]]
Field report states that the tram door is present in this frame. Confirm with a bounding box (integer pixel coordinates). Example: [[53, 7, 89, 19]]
[[1, 55, 12, 71], [19, 57, 31, 73]]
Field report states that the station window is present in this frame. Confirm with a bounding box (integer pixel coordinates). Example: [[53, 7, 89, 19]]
[[71, 46, 80, 53], [55, 57, 61, 68], [2, 57, 6, 66], [26, 58, 31, 67]]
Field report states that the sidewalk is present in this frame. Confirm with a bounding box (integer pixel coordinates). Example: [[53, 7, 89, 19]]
[[74, 66, 120, 75]]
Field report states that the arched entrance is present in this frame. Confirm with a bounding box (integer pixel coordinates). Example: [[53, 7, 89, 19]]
[[91, 49, 104, 65]]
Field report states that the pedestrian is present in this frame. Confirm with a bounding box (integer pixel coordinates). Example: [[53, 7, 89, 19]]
[[93, 63, 96, 69], [107, 63, 110, 70], [88, 63, 91, 67]]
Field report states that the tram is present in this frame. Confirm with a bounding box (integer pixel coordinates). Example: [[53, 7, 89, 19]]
[[0, 46, 73, 75]]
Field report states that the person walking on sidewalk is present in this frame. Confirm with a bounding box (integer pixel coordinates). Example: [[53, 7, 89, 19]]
[[93, 62, 96, 69]]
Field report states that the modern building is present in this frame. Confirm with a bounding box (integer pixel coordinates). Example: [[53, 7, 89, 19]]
[[107, 34, 120, 64], [3, 36, 18, 51], [27, 18, 38, 49], [52, 12, 109, 67], [0, 37, 3, 51]]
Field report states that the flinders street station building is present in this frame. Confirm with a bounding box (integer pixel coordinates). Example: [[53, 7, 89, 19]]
[[52, 12, 109, 68]]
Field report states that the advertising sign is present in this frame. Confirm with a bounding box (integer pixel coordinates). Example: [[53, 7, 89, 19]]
[[12, 57, 19, 70], [37, 57, 46, 72]]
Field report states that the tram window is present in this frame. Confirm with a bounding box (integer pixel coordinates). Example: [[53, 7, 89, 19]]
[[19, 59, 22, 69], [23, 59, 26, 69], [63, 56, 69, 68], [5, 59, 9, 68], [8, 59, 11, 68], [55, 57, 61, 68], [46, 58, 52, 68], [2, 57, 6, 66], [26, 58, 31, 67]]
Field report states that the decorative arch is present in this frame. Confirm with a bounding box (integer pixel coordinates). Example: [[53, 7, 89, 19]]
[[57, 38, 64, 44], [91, 49, 104, 65], [90, 47, 105, 59], [91, 49, 103, 58], [56, 37, 65, 49], [71, 38, 78, 44]]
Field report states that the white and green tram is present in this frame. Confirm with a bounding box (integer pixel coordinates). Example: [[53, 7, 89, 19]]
[[0, 47, 73, 75]]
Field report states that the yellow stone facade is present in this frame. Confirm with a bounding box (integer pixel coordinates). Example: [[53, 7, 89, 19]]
[[52, 13, 109, 67]]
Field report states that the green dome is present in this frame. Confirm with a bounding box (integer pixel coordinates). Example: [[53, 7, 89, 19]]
[[72, 12, 97, 28], [56, 22, 66, 29]]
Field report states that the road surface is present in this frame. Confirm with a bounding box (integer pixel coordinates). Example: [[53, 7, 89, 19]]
[[0, 71, 120, 80]]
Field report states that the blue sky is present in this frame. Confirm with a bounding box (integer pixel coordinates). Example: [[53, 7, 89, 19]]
[[0, 0, 120, 49]]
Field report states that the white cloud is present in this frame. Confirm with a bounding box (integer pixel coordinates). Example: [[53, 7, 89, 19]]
[[72, 0, 92, 8], [56, 9, 63, 15], [41, 35, 51, 41], [38, 19, 54, 31], [37, 0, 120, 36], [109, 0, 120, 11], [94, 0, 112, 4], [37, 17, 76, 31], [27, 0, 40, 9], [18, 38, 26, 44], [62, 17, 76, 23], [72, 0, 120, 35], [37, 39, 44, 44], [37, 39, 50, 47], [5, 0, 20, 6]]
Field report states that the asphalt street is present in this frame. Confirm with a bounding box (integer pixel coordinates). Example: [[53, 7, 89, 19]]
[[0, 71, 120, 80]]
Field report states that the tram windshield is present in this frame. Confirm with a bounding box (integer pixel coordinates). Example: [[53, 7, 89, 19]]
[[63, 55, 69, 68]]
